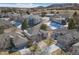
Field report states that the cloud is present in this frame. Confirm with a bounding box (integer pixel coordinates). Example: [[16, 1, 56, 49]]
[[0, 3, 51, 8], [14, 3, 38, 8]]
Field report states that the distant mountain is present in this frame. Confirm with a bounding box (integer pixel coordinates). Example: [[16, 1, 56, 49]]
[[36, 6, 45, 9], [46, 3, 79, 9]]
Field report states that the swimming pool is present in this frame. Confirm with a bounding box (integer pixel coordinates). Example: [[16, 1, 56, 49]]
[[50, 22, 63, 29]]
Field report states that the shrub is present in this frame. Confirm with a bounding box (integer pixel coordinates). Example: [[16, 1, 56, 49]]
[[41, 12, 46, 17], [40, 24, 47, 30]]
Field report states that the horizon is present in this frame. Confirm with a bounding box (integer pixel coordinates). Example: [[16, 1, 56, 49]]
[[0, 3, 78, 8]]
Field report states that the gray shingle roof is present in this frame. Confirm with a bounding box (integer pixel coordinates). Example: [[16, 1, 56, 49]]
[[55, 29, 79, 49], [73, 42, 79, 47], [0, 19, 12, 28], [0, 32, 28, 50]]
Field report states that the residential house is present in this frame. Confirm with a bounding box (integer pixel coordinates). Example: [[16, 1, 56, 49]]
[[45, 14, 54, 17], [0, 19, 13, 28], [55, 29, 79, 51], [41, 44, 62, 55], [27, 15, 42, 27], [0, 32, 28, 51], [35, 38, 56, 55], [50, 14, 68, 25], [19, 48, 32, 55], [35, 40, 48, 54], [23, 23, 48, 43], [71, 42, 79, 55]]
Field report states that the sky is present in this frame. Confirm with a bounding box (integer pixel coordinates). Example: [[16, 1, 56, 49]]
[[0, 3, 52, 8], [0, 0, 78, 8], [0, 0, 79, 3]]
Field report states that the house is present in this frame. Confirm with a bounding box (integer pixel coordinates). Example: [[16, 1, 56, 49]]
[[10, 20, 22, 29], [8, 32, 29, 50], [35, 38, 56, 55], [38, 41, 48, 51], [45, 14, 69, 30], [27, 15, 42, 27], [4, 27, 17, 33], [10, 14, 42, 29], [34, 40, 48, 54], [19, 48, 32, 55], [42, 17, 50, 22], [50, 14, 68, 25], [0, 19, 12, 28], [41, 44, 62, 55], [23, 23, 48, 42], [71, 42, 79, 55], [0, 32, 28, 51], [0, 18, 10, 21], [55, 29, 79, 51], [45, 14, 54, 17], [24, 30, 48, 42]]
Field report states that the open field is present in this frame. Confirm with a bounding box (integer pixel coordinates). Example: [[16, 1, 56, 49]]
[[44, 9, 79, 16]]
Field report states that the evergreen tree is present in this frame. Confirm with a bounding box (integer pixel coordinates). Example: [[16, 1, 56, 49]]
[[26, 11, 30, 15], [72, 11, 79, 25], [56, 11, 59, 14], [68, 18, 75, 30], [0, 26, 4, 34], [73, 11, 77, 17], [21, 20, 28, 30], [41, 12, 46, 17]]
